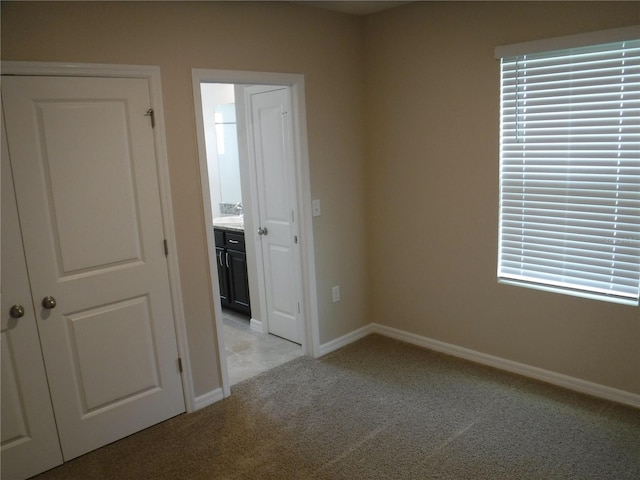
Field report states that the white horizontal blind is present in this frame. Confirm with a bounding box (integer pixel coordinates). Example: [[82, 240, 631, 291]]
[[498, 37, 640, 305]]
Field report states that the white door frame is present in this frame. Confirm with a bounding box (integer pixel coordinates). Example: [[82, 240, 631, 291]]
[[191, 69, 320, 397], [1, 61, 196, 412]]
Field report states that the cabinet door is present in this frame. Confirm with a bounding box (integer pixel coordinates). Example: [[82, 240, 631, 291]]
[[227, 250, 251, 315], [216, 247, 230, 306]]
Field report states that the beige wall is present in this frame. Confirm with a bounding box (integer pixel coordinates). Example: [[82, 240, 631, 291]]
[[1, 1, 370, 397], [2, 1, 639, 400], [365, 2, 640, 394]]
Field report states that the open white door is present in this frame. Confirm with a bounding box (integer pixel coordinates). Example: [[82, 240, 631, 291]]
[[2, 75, 185, 461], [243, 86, 302, 344]]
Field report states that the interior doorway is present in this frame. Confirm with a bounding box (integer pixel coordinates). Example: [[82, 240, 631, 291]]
[[192, 70, 319, 396]]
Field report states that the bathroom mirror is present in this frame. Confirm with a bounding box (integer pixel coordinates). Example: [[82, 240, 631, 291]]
[[201, 84, 243, 217]]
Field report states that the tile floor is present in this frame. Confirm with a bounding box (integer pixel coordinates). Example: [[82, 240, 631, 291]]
[[222, 308, 303, 386]]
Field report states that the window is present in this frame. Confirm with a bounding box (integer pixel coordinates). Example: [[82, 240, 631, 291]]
[[496, 27, 640, 306]]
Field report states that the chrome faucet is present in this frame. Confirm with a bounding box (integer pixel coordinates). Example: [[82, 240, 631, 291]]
[[232, 202, 243, 215]]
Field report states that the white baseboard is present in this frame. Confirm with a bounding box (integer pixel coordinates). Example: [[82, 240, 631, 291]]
[[250, 318, 265, 333], [194, 388, 224, 410], [318, 322, 639, 408], [318, 323, 375, 357], [371, 323, 640, 409]]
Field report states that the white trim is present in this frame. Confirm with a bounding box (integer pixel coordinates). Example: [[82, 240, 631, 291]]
[[250, 318, 265, 334], [495, 25, 640, 58], [318, 324, 375, 357], [1, 61, 196, 413], [194, 388, 225, 410], [371, 324, 640, 409], [0, 61, 161, 78], [146, 67, 195, 413], [191, 73, 232, 400], [191, 68, 320, 396], [289, 78, 321, 359], [319, 321, 639, 408]]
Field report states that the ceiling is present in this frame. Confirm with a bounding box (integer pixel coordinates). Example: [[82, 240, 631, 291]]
[[295, 1, 412, 16], [20, 0, 412, 17]]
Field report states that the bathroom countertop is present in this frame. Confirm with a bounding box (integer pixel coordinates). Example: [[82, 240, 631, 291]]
[[213, 215, 244, 232], [214, 223, 244, 232]]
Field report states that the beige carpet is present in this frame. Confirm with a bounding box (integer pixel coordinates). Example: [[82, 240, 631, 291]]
[[34, 334, 640, 479]]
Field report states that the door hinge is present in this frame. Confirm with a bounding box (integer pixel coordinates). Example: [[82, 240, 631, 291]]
[[294, 235, 298, 244], [145, 108, 156, 128], [164, 239, 169, 256], [178, 357, 183, 373]]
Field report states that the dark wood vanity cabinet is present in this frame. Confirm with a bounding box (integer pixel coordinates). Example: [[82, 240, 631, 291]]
[[214, 228, 251, 315]]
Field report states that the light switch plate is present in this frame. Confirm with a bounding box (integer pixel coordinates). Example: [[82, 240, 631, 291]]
[[312, 199, 321, 217], [332, 285, 340, 303]]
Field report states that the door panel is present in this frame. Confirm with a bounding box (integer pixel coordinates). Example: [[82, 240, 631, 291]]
[[1, 119, 63, 479], [268, 245, 296, 315], [228, 249, 251, 312], [2, 75, 184, 461], [247, 87, 300, 343], [40, 100, 142, 273], [67, 295, 160, 413]]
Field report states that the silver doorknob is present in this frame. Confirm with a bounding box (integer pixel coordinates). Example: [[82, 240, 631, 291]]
[[9, 304, 25, 318], [257, 227, 268, 236], [42, 296, 57, 309]]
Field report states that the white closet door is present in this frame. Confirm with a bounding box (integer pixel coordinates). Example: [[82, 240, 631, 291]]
[[2, 75, 185, 461], [1, 115, 64, 480]]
